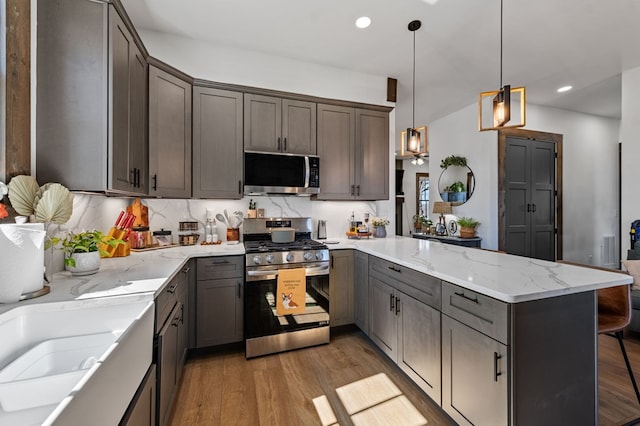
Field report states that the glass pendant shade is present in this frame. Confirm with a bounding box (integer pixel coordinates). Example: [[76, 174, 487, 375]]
[[405, 128, 421, 154], [492, 85, 511, 127]]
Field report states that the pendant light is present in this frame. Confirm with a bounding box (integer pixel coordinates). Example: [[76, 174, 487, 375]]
[[405, 20, 422, 154], [478, 0, 526, 131]]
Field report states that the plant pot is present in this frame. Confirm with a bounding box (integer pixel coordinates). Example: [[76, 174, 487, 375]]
[[65, 251, 101, 276], [450, 192, 467, 203], [373, 226, 387, 238], [459, 227, 477, 239]]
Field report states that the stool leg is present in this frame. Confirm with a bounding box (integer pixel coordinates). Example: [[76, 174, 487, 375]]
[[616, 331, 640, 405]]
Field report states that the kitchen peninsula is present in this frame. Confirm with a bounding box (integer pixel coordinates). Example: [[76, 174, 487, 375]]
[[0, 237, 630, 425]]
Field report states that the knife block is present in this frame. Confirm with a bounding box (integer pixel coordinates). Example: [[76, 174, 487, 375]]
[[101, 227, 130, 258]]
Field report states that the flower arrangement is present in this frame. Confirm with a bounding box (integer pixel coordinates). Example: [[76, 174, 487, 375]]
[[371, 217, 390, 227]]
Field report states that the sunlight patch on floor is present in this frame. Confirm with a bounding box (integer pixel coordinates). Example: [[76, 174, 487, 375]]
[[312, 373, 427, 426]]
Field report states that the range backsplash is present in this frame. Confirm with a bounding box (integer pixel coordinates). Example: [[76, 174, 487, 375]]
[[65, 193, 390, 243]]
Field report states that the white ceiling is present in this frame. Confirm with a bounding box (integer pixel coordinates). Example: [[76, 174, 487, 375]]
[[122, 0, 640, 124]]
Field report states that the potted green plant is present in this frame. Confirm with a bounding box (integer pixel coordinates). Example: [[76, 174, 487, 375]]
[[440, 155, 468, 169], [456, 217, 480, 238], [448, 181, 467, 203], [53, 230, 122, 275]]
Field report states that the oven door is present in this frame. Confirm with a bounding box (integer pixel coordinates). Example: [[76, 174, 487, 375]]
[[244, 265, 329, 340]]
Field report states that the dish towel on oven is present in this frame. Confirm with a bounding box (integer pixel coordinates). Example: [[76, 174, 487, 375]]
[[276, 268, 306, 316]]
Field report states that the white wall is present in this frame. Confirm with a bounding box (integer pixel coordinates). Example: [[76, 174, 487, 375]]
[[426, 102, 620, 264], [621, 67, 640, 256]]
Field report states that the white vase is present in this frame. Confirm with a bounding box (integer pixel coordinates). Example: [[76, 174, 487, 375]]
[[66, 251, 101, 276]]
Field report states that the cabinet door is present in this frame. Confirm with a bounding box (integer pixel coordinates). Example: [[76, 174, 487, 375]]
[[442, 315, 508, 426], [176, 267, 189, 375], [317, 104, 356, 200], [368, 277, 397, 361], [244, 94, 282, 152], [354, 251, 369, 334], [282, 99, 316, 155], [193, 87, 243, 199], [398, 294, 441, 405], [109, 6, 134, 192], [120, 364, 156, 426], [157, 305, 179, 426], [129, 42, 147, 194], [329, 250, 354, 327], [355, 109, 389, 200], [148, 65, 192, 198], [196, 278, 244, 347]]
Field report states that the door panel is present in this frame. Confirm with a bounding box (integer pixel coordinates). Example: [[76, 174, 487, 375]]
[[317, 104, 355, 200], [368, 277, 397, 360]]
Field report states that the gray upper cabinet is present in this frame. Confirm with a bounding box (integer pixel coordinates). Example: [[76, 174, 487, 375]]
[[148, 64, 192, 198], [192, 86, 243, 199], [36, 0, 147, 195], [317, 104, 389, 200], [244, 94, 317, 155]]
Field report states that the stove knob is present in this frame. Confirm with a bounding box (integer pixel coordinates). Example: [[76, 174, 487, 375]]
[[315, 252, 324, 261], [286, 253, 295, 262], [252, 255, 262, 265], [266, 254, 275, 264], [303, 252, 313, 261]]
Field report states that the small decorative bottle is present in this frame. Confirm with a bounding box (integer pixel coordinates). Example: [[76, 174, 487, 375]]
[[205, 219, 213, 243]]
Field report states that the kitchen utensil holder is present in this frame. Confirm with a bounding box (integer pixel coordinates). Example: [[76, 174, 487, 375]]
[[226, 228, 240, 242]]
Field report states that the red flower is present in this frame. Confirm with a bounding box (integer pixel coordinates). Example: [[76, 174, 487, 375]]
[[0, 203, 7, 219]]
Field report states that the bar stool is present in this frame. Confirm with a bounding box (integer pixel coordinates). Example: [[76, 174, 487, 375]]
[[558, 261, 640, 415]]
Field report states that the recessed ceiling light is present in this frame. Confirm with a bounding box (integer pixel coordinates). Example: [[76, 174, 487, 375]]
[[557, 85, 572, 93], [355, 16, 371, 29]]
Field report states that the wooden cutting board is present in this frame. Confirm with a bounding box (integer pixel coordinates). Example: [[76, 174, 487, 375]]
[[127, 198, 149, 227]]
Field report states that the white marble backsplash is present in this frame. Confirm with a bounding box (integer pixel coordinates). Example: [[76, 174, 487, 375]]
[[65, 193, 390, 242]]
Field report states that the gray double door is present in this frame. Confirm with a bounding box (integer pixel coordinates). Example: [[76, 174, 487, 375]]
[[502, 134, 558, 261]]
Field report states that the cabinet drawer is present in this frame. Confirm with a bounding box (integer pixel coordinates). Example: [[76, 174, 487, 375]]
[[155, 277, 179, 331], [369, 255, 440, 310], [197, 256, 244, 280], [442, 282, 509, 344]]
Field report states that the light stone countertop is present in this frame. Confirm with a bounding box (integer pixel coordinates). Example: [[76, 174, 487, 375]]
[[323, 236, 632, 303], [1, 236, 632, 315]]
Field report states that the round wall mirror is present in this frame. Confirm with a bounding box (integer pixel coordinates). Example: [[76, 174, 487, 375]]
[[437, 156, 475, 205]]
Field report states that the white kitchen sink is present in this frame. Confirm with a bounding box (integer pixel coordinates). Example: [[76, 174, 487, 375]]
[[0, 296, 154, 425]]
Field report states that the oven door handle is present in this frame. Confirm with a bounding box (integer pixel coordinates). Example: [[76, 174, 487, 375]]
[[246, 264, 329, 279]]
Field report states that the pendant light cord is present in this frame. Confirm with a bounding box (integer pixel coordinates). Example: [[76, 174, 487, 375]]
[[499, 0, 503, 88], [412, 29, 416, 128]]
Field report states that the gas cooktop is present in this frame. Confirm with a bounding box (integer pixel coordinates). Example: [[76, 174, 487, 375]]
[[244, 239, 327, 253]]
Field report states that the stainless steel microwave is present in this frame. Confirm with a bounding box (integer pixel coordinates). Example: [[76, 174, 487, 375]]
[[244, 151, 320, 195]]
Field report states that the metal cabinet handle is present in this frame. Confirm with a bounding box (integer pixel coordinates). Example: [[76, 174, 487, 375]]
[[167, 283, 178, 294], [395, 296, 400, 315], [130, 169, 136, 185], [330, 255, 334, 269], [171, 315, 180, 327], [454, 291, 479, 304], [238, 180, 242, 195], [390, 293, 395, 311], [531, 203, 537, 212], [152, 174, 157, 191], [237, 282, 242, 298], [283, 137, 287, 152], [180, 305, 185, 324], [181, 266, 191, 274], [494, 352, 503, 381], [277, 137, 281, 151], [388, 265, 401, 273], [356, 185, 360, 196], [351, 185, 355, 196]]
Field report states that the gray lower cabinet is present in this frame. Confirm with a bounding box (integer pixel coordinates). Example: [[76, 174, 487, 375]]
[[329, 250, 354, 327], [193, 86, 244, 199], [195, 256, 244, 347], [36, 0, 147, 195], [368, 256, 441, 404], [441, 315, 507, 426], [317, 105, 389, 200], [244, 94, 317, 155], [156, 265, 190, 426], [120, 364, 156, 426], [353, 250, 369, 333], [148, 63, 192, 198]]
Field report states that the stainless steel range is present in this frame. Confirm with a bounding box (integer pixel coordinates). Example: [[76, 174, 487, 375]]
[[244, 217, 330, 358]]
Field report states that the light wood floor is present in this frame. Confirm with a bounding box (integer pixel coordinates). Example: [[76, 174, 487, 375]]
[[169, 328, 640, 426]]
